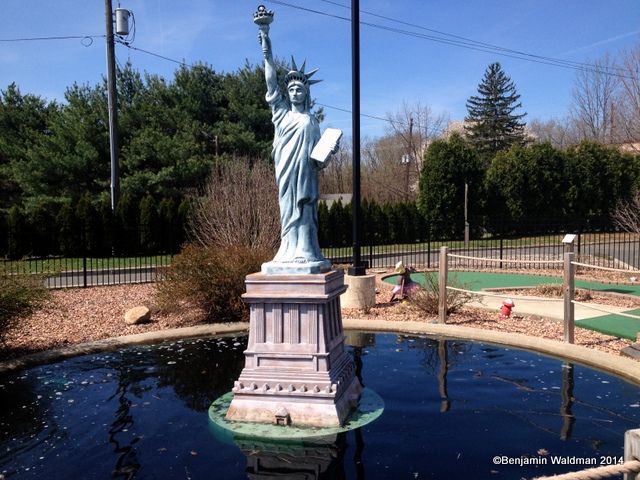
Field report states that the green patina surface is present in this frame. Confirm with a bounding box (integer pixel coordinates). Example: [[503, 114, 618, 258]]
[[209, 388, 384, 442], [384, 271, 640, 341]]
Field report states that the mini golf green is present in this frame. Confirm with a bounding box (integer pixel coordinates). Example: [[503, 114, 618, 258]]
[[384, 271, 640, 340]]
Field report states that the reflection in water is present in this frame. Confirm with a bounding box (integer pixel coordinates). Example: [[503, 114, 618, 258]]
[[0, 334, 638, 479], [236, 429, 371, 480], [153, 337, 246, 412], [437, 340, 451, 413], [345, 332, 375, 389], [238, 435, 347, 479], [107, 371, 140, 479], [560, 363, 575, 441]]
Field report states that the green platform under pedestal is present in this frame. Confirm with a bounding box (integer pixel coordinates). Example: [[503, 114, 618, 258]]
[[209, 388, 384, 441]]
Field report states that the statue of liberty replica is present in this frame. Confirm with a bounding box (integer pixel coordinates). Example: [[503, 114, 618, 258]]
[[222, 6, 362, 428], [255, 5, 341, 275]]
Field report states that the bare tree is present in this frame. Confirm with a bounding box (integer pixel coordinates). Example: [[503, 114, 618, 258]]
[[190, 159, 281, 252], [385, 101, 449, 177], [319, 142, 352, 194], [613, 191, 640, 233], [528, 117, 581, 149], [361, 135, 416, 203], [570, 54, 620, 143], [614, 45, 640, 151]]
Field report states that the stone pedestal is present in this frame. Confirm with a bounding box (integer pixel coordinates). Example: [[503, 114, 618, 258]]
[[226, 270, 362, 427]]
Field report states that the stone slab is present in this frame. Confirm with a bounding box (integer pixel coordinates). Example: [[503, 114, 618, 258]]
[[621, 343, 640, 360]]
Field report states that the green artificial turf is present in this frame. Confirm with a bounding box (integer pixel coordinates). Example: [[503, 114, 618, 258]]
[[384, 271, 640, 340]]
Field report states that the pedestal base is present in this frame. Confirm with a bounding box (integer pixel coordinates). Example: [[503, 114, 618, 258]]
[[261, 259, 331, 275], [341, 273, 376, 309], [225, 270, 362, 427]]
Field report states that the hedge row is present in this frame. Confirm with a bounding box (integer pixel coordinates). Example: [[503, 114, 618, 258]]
[[0, 193, 190, 259], [318, 199, 427, 248]]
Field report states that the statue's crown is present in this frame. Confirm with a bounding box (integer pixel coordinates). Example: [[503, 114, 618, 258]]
[[284, 57, 321, 88]]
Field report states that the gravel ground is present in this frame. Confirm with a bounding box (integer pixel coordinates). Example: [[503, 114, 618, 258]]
[[0, 271, 636, 362]]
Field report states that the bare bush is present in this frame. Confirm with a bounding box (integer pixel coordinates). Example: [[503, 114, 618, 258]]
[[528, 284, 593, 302], [190, 159, 281, 252], [155, 244, 270, 323], [410, 273, 474, 315], [613, 191, 640, 233]]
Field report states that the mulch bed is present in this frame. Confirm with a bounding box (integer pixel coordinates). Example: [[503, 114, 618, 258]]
[[0, 268, 636, 363]]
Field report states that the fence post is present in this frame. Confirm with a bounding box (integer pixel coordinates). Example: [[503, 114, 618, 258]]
[[499, 237, 503, 269], [563, 251, 575, 344], [439, 246, 448, 324], [625, 429, 640, 480]]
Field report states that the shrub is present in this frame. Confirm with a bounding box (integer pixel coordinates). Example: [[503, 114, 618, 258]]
[[410, 272, 474, 315], [155, 244, 269, 323], [0, 274, 49, 334]]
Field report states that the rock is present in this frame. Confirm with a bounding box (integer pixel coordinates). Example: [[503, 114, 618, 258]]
[[124, 306, 151, 325]]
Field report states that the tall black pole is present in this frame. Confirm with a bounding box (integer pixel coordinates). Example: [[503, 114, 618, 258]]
[[105, 0, 120, 212], [348, 0, 365, 276]]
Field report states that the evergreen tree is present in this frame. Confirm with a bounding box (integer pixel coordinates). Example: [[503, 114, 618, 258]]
[[75, 192, 100, 255], [6, 205, 26, 259], [0, 210, 6, 257], [56, 203, 79, 256], [114, 192, 139, 254], [98, 196, 114, 255], [27, 201, 54, 256], [418, 133, 484, 239], [327, 200, 346, 247], [139, 195, 159, 253], [176, 197, 191, 249], [317, 200, 330, 248], [158, 197, 178, 253], [465, 62, 527, 162]]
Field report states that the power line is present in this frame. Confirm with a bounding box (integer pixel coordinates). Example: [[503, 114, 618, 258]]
[[116, 40, 192, 67], [0, 34, 104, 43], [269, 0, 638, 81], [114, 40, 403, 128], [319, 0, 630, 75], [318, 102, 408, 128]]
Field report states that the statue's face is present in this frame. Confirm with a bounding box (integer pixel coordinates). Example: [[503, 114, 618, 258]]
[[287, 83, 307, 107]]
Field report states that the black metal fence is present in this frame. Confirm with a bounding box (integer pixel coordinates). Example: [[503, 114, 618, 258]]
[[324, 230, 640, 271], [2, 223, 639, 289], [1, 223, 178, 288]]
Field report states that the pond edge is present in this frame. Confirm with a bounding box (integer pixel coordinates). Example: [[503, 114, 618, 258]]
[[1, 319, 638, 386]]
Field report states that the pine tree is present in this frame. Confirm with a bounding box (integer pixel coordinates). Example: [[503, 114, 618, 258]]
[[76, 192, 100, 255], [139, 195, 159, 253], [465, 62, 527, 162]]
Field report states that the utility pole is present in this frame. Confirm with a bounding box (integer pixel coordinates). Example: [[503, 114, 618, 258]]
[[348, 0, 365, 276], [105, 0, 120, 212]]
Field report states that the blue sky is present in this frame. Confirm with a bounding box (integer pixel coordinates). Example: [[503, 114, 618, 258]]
[[1, 0, 639, 139]]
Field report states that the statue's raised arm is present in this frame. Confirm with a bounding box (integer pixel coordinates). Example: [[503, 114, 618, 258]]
[[254, 6, 277, 96]]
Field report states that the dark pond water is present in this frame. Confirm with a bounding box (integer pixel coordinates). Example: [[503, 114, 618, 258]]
[[0, 333, 638, 479]]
